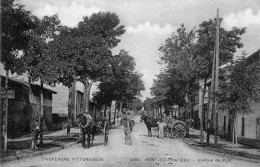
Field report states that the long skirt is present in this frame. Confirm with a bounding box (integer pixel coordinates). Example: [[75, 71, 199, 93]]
[[125, 131, 132, 145]]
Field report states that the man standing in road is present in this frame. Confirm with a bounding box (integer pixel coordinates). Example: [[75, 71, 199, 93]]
[[124, 112, 132, 145], [157, 119, 166, 139], [103, 118, 109, 146]]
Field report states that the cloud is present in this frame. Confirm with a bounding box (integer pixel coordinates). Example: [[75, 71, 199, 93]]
[[223, 8, 260, 30], [34, 2, 104, 27], [127, 21, 175, 34]]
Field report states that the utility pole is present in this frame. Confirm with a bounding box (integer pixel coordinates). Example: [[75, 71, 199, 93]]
[[0, 75, 2, 150], [214, 8, 220, 144], [199, 84, 204, 144]]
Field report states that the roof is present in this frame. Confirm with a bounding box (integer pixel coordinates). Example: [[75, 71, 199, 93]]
[[0, 75, 57, 94], [30, 83, 57, 94], [52, 113, 67, 117], [1, 75, 30, 87], [76, 90, 84, 94], [245, 49, 260, 65]]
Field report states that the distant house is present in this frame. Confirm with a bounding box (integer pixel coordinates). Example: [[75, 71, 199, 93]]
[[0, 76, 56, 138], [187, 50, 260, 144], [52, 113, 68, 130], [218, 49, 260, 144], [188, 81, 209, 130], [52, 84, 99, 128]]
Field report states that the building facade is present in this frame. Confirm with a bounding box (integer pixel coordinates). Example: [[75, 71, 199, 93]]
[[0, 76, 56, 138], [217, 49, 260, 144]]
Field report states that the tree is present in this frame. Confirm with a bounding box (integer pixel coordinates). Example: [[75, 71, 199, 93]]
[[75, 12, 125, 112], [22, 14, 62, 145], [1, 0, 37, 151], [49, 12, 125, 114], [93, 50, 145, 123], [150, 72, 172, 118], [195, 18, 246, 145], [1, 0, 37, 72], [218, 55, 260, 149], [158, 24, 198, 119], [143, 97, 155, 114], [157, 19, 246, 144], [127, 98, 143, 111]]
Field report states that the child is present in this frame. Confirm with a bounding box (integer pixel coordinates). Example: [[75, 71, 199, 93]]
[[157, 120, 166, 139], [32, 116, 40, 148]]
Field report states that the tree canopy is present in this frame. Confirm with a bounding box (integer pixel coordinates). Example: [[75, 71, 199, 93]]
[[93, 50, 145, 108], [1, 0, 37, 72]]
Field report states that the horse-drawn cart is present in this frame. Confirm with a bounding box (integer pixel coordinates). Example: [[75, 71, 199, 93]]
[[140, 114, 187, 138], [163, 118, 187, 139]]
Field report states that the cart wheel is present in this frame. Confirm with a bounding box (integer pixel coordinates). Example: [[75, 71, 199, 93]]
[[172, 122, 186, 139]]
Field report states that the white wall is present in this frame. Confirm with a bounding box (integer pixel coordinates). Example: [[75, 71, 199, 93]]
[[236, 101, 260, 139]]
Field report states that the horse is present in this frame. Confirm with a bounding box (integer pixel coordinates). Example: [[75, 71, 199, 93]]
[[140, 114, 160, 137], [77, 113, 97, 148]]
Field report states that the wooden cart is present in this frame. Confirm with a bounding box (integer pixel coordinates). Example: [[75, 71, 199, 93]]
[[163, 118, 187, 139]]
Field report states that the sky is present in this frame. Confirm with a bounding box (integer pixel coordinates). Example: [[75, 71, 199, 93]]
[[9, 0, 260, 100]]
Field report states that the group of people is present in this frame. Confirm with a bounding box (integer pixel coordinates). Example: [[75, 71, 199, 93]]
[[31, 109, 135, 149]]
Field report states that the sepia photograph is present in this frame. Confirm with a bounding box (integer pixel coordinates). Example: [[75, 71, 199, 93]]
[[0, 0, 260, 166]]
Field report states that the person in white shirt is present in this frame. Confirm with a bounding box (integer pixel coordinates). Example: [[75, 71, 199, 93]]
[[157, 120, 166, 139], [83, 111, 95, 126]]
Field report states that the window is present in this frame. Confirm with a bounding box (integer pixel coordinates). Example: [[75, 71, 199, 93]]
[[241, 117, 245, 136], [257, 118, 259, 125]]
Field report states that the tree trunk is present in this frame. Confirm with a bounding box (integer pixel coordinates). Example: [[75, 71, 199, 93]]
[[234, 115, 238, 150], [160, 105, 163, 120], [67, 79, 76, 134], [104, 105, 107, 119], [113, 105, 117, 125], [83, 79, 93, 112], [232, 115, 235, 150], [117, 102, 122, 119], [4, 70, 9, 151], [109, 109, 111, 124], [187, 96, 194, 137], [40, 81, 44, 146], [109, 100, 112, 125], [200, 78, 207, 144]]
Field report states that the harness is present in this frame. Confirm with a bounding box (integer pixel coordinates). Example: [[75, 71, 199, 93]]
[[80, 115, 92, 133]]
